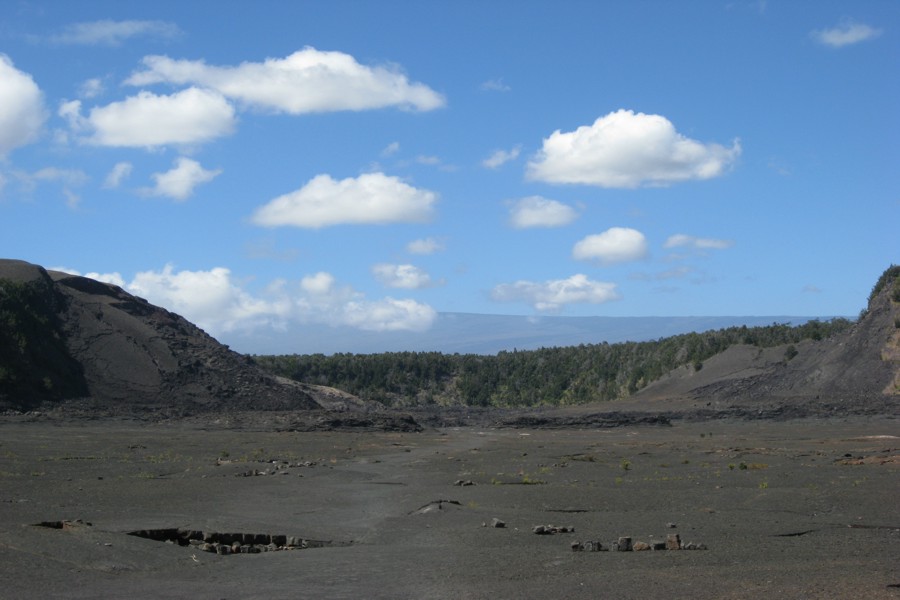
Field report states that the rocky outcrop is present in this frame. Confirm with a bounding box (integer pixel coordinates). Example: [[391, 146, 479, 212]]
[[631, 267, 900, 409]]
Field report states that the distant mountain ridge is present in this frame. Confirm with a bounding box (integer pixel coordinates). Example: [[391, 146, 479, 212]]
[[227, 312, 840, 356]]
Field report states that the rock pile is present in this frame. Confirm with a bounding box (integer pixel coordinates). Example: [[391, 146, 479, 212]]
[[33, 519, 92, 530], [532, 524, 575, 535], [571, 533, 707, 552], [128, 528, 348, 555]]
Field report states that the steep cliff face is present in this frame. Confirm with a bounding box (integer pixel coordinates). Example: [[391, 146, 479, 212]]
[[0, 259, 354, 414]]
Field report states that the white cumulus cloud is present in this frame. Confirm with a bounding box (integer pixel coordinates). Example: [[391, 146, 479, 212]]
[[50, 267, 126, 288], [50, 19, 182, 46], [343, 298, 437, 332], [527, 109, 741, 188], [573, 227, 649, 265], [291, 272, 437, 331], [508, 196, 578, 229], [0, 55, 46, 158], [124, 265, 436, 335], [812, 20, 882, 47], [142, 157, 222, 201], [373, 263, 433, 289], [251, 172, 437, 228], [491, 274, 620, 312], [663, 234, 733, 250], [65, 87, 236, 148], [126, 48, 445, 113], [129, 265, 285, 334]]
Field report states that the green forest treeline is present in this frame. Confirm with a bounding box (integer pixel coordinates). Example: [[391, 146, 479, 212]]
[[254, 318, 853, 408]]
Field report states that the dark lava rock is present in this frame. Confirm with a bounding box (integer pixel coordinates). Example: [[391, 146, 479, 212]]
[[0, 259, 373, 418]]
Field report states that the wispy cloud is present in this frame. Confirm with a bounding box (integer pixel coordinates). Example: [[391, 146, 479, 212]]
[[381, 141, 400, 156], [372, 263, 437, 289], [480, 78, 511, 92], [407, 237, 445, 255], [483, 145, 521, 169], [50, 20, 182, 46], [664, 234, 733, 251], [103, 161, 133, 189], [812, 19, 882, 48], [507, 196, 578, 229]]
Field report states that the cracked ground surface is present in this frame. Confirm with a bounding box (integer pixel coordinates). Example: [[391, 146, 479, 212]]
[[0, 416, 898, 599]]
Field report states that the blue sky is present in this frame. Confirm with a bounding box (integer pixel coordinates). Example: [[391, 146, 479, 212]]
[[1, 1, 897, 352]]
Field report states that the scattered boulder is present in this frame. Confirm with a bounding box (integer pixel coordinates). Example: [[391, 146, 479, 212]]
[[666, 533, 681, 550], [571, 540, 605, 552], [632, 541, 651, 551], [533, 524, 575, 535], [683, 542, 708, 550], [612, 536, 632, 551]]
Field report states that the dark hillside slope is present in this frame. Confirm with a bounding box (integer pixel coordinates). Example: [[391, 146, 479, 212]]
[[0, 259, 363, 415], [634, 265, 899, 409]]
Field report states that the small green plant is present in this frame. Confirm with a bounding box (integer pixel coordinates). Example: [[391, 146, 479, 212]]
[[758, 480, 769, 489], [520, 474, 545, 485], [614, 476, 624, 485], [620, 459, 631, 471], [728, 463, 736, 470], [784, 345, 798, 361]]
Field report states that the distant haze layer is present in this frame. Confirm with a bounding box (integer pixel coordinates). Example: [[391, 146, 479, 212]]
[[227, 313, 841, 356]]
